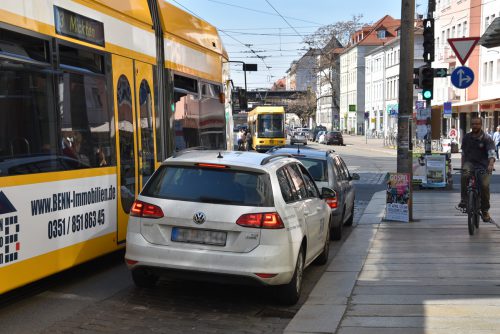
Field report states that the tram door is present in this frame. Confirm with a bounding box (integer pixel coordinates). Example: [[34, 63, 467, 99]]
[[113, 55, 157, 243]]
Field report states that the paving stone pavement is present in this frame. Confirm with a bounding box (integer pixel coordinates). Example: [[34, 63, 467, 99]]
[[285, 189, 500, 334]]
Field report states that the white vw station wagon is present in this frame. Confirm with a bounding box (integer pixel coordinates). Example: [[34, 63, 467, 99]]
[[125, 150, 333, 305]]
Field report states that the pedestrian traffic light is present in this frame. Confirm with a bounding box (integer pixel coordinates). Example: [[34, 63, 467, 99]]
[[423, 18, 435, 62], [419, 65, 434, 100]]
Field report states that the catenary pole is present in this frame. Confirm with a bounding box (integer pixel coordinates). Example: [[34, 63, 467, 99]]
[[398, 0, 415, 220]]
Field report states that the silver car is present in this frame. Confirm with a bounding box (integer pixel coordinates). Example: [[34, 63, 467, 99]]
[[290, 132, 307, 145]]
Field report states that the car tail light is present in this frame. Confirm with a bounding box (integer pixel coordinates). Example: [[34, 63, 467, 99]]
[[255, 273, 278, 278], [125, 259, 138, 265], [325, 191, 338, 208], [236, 212, 284, 229], [130, 200, 164, 218]]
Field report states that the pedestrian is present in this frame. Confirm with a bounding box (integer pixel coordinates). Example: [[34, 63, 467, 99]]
[[237, 129, 244, 150], [458, 117, 496, 222], [245, 130, 252, 151], [493, 126, 500, 160]]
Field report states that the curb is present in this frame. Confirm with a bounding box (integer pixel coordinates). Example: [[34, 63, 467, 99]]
[[284, 191, 386, 333]]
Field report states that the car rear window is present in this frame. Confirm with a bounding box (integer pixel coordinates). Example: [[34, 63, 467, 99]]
[[295, 158, 327, 182], [142, 165, 274, 207]]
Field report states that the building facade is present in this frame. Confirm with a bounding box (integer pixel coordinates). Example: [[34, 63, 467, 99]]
[[365, 26, 425, 137], [433, 0, 500, 140], [339, 15, 401, 134]]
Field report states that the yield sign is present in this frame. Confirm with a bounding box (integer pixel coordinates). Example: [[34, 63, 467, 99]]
[[447, 37, 480, 65]]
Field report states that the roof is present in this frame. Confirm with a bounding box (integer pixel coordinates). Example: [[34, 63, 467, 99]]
[[165, 150, 297, 170], [248, 106, 286, 115], [343, 15, 401, 53]]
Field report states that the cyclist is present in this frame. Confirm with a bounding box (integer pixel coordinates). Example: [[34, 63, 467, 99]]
[[458, 117, 496, 222]]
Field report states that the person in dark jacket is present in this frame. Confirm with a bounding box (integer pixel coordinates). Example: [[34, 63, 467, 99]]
[[458, 117, 496, 222]]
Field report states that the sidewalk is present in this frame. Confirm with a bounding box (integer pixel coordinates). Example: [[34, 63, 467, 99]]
[[285, 189, 500, 333]]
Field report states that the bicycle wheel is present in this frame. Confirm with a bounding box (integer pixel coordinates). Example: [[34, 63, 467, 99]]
[[467, 191, 476, 235]]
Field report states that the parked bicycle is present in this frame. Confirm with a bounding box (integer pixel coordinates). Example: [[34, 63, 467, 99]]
[[454, 168, 489, 235]]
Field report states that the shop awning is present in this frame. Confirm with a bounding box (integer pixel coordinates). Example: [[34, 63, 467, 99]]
[[479, 17, 500, 48]]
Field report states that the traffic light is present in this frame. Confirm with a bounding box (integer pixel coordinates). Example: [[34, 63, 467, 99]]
[[413, 68, 421, 87], [238, 88, 247, 111], [419, 65, 434, 100], [423, 19, 435, 62]]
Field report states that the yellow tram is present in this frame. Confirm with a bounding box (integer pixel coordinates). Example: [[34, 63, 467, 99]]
[[247, 106, 286, 152], [0, 0, 232, 294]]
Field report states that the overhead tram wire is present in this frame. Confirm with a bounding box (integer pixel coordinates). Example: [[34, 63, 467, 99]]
[[169, 0, 274, 86], [206, 0, 325, 26]]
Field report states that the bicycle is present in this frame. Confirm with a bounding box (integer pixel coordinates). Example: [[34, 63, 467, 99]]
[[454, 168, 488, 235]]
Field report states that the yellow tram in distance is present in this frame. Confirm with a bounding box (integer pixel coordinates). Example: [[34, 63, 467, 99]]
[[247, 106, 286, 152], [0, 0, 232, 294]]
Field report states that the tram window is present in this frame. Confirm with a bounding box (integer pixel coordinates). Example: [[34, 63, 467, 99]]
[[0, 28, 49, 62], [174, 93, 200, 151], [59, 44, 104, 74], [59, 71, 113, 169], [0, 60, 58, 176], [117, 75, 135, 213], [139, 80, 154, 184], [201, 82, 221, 97], [199, 84, 226, 150], [174, 74, 198, 94]]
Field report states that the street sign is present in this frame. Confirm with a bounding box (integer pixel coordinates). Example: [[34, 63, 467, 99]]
[[349, 104, 356, 112], [448, 127, 458, 139], [434, 68, 447, 77], [451, 66, 474, 89], [447, 37, 480, 65]]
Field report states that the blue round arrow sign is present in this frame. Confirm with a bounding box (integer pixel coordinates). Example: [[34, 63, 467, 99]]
[[451, 66, 474, 89]]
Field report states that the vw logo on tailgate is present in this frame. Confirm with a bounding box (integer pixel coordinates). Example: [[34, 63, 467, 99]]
[[193, 212, 206, 224]]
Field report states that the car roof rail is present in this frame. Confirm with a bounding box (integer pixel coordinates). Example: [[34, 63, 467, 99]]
[[266, 145, 285, 153], [172, 146, 210, 158], [326, 149, 335, 156], [260, 154, 293, 165]]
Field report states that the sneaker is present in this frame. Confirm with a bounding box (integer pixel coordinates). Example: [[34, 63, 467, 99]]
[[482, 211, 491, 222], [458, 200, 466, 209]]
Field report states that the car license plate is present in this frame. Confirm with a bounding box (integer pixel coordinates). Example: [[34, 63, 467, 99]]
[[171, 227, 227, 246]]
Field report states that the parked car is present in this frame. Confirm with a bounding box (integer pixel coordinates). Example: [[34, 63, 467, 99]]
[[267, 146, 359, 240], [290, 132, 307, 145], [325, 131, 344, 145], [125, 150, 332, 305], [312, 125, 327, 141], [315, 131, 326, 143]]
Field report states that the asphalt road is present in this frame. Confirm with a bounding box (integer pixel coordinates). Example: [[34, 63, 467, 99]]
[[0, 139, 393, 334]]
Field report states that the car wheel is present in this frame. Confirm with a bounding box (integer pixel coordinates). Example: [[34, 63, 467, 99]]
[[276, 247, 304, 305], [345, 202, 355, 226], [132, 268, 159, 288], [314, 220, 330, 265], [331, 211, 343, 241]]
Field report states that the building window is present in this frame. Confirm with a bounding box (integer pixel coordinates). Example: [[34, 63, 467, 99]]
[[377, 30, 386, 39]]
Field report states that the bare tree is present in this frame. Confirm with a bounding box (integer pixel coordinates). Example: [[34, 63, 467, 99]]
[[303, 15, 365, 130], [286, 89, 317, 125]]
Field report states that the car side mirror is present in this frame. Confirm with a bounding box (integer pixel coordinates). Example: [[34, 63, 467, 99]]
[[321, 187, 335, 199], [350, 173, 360, 181]]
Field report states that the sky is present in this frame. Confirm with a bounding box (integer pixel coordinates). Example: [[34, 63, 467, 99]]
[[164, 0, 426, 90]]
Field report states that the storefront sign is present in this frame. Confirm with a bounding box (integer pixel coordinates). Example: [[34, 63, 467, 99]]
[[387, 104, 399, 117], [54, 6, 105, 46], [443, 102, 452, 118], [385, 173, 410, 222]]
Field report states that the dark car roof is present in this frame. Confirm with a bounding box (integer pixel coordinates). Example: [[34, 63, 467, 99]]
[[267, 147, 336, 160]]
